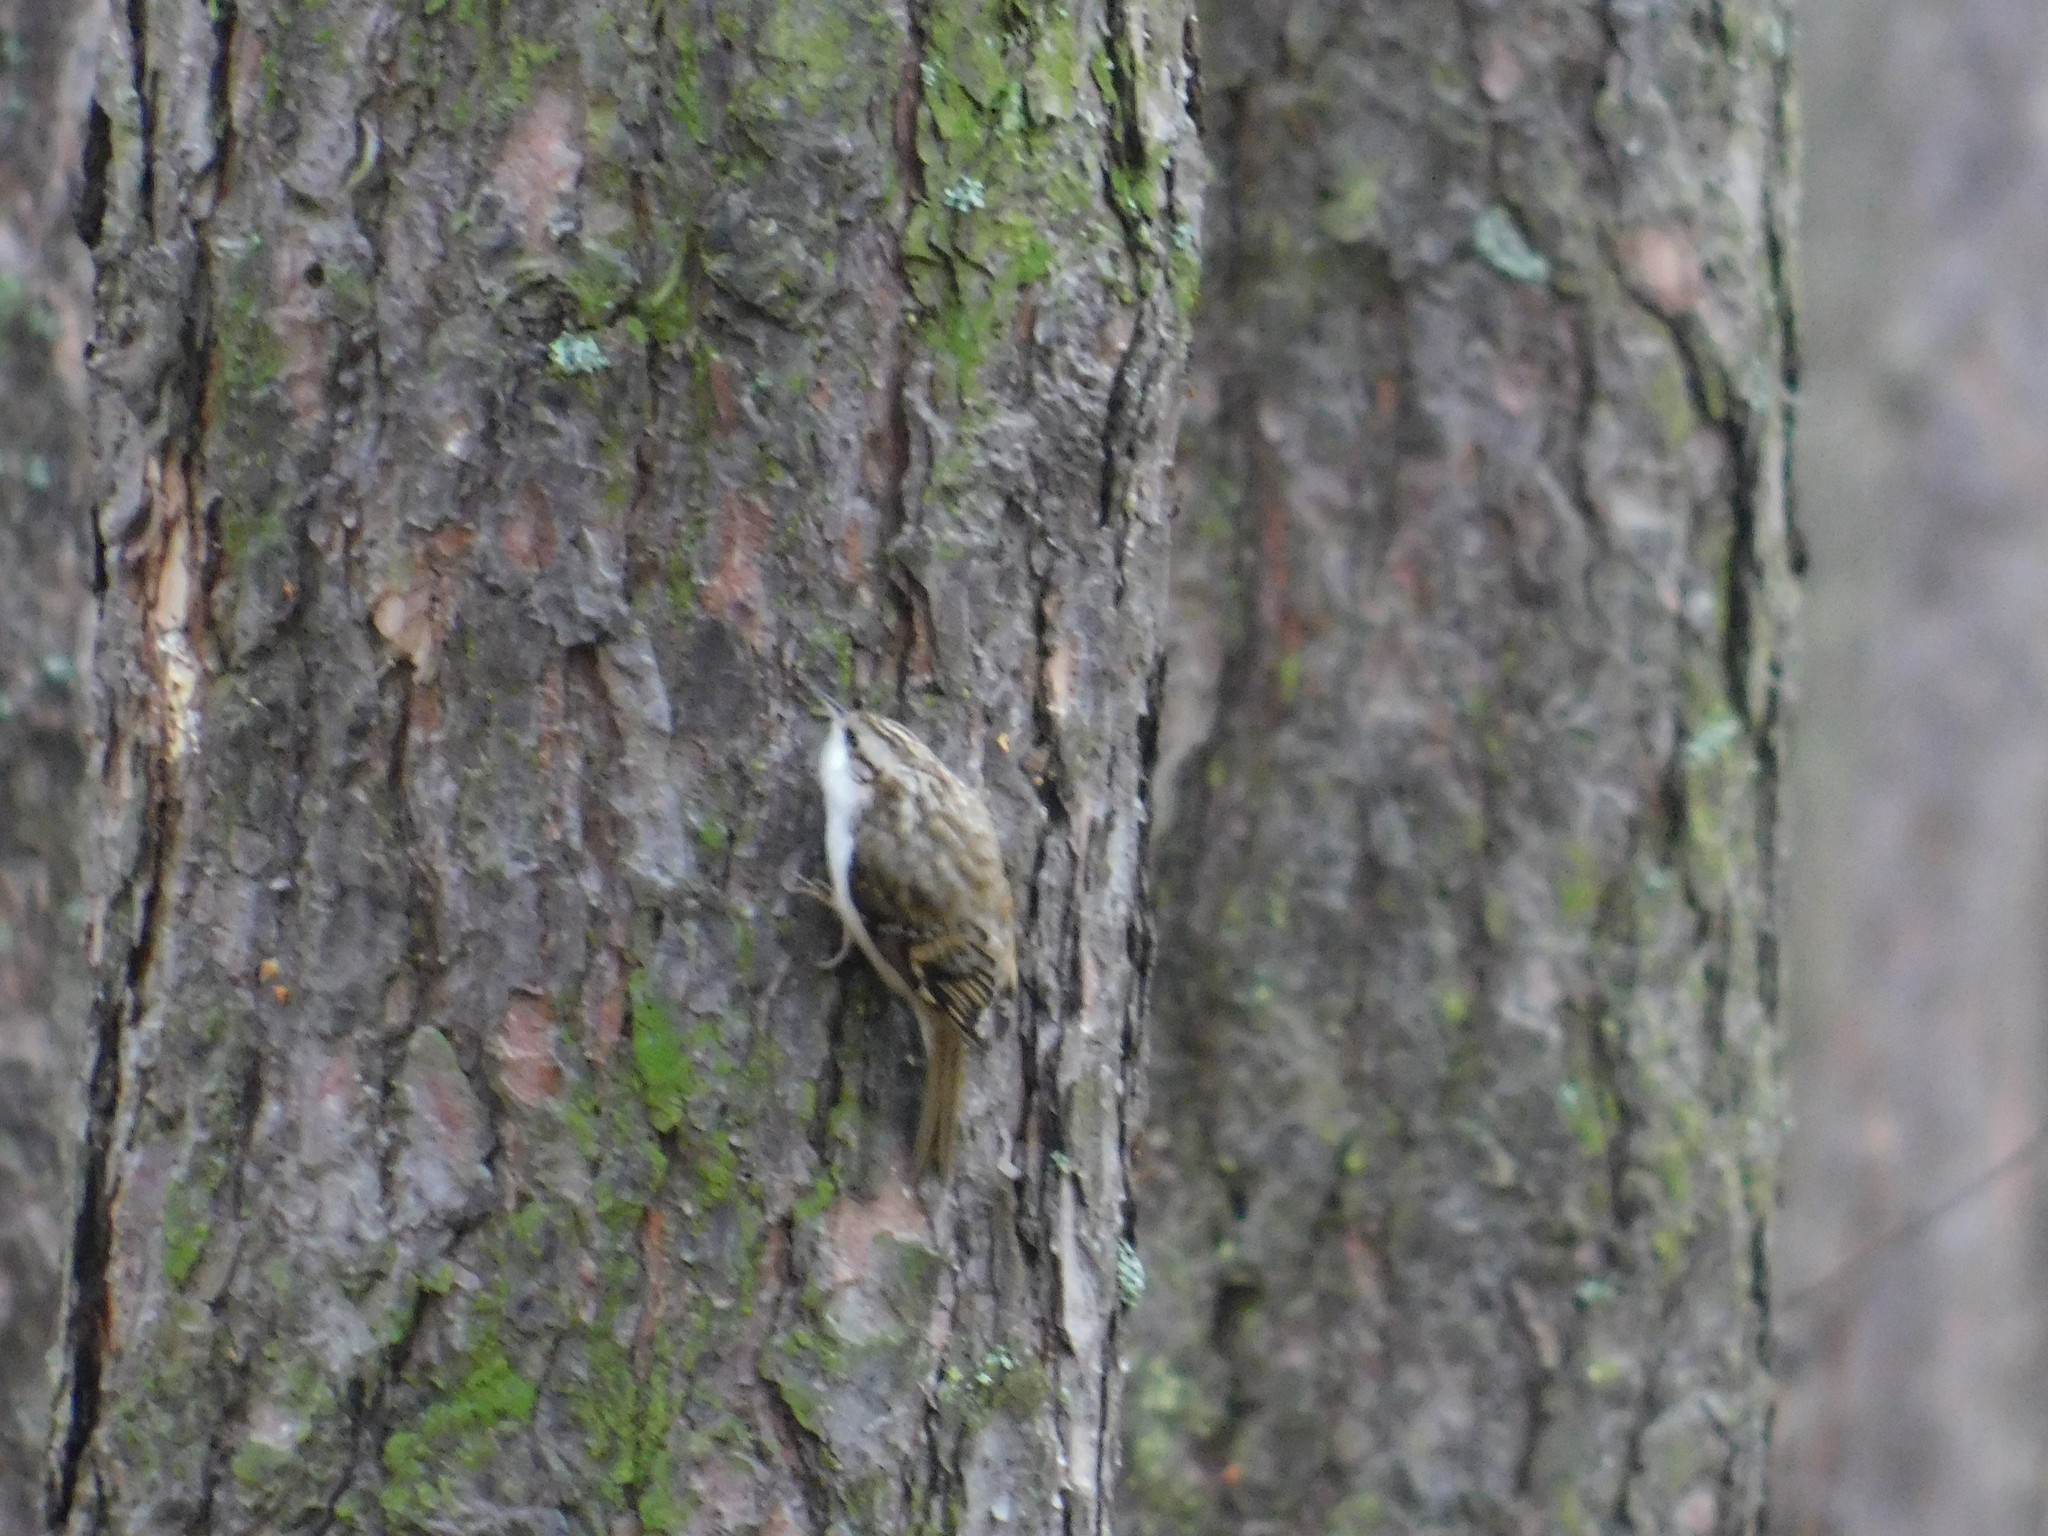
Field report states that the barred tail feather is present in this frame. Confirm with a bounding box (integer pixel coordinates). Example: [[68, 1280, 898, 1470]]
[[914, 1003, 966, 1173]]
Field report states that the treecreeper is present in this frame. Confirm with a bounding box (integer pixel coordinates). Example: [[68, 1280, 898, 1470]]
[[813, 705, 1018, 1173]]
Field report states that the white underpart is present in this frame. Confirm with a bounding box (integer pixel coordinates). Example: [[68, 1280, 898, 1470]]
[[816, 717, 920, 1023], [817, 718, 868, 920]]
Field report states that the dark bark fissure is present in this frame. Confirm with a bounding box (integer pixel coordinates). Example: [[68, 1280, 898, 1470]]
[[125, 0, 154, 236], [50, 909, 144, 1525], [78, 102, 114, 252], [1610, 1289, 1674, 1532], [55, 0, 209, 1492], [883, 3, 932, 706], [207, 1, 238, 200], [1093, 6, 1169, 552], [190, 1031, 272, 1531], [312, 1259, 430, 1534]]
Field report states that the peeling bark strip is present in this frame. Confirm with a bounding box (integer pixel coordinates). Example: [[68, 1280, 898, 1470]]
[[1127, 1, 1795, 1533], [52, 1, 1199, 1532]]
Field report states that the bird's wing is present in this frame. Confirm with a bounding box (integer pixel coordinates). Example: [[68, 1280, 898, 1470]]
[[851, 767, 1013, 1043]]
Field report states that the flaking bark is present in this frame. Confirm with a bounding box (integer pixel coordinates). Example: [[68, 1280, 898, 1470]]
[[49, 1, 1199, 1531]]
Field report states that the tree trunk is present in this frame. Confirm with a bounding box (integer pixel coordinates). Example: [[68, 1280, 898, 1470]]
[[48, 1, 1199, 1530], [1125, 3, 1797, 1532], [1775, 3, 2048, 1532], [0, 0, 95, 1526]]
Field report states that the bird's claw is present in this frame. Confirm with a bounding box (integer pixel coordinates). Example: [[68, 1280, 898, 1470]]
[[783, 868, 856, 970]]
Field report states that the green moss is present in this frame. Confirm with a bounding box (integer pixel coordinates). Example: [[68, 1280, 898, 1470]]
[[1482, 890, 1512, 942], [638, 1478, 689, 1533], [777, 1374, 827, 1435], [565, 247, 636, 327], [379, 1344, 538, 1521], [208, 257, 294, 570], [1651, 1219, 1689, 1277], [1276, 650, 1303, 704], [216, 275, 285, 403], [1554, 1484, 1595, 1535], [667, 16, 705, 138], [637, 257, 691, 347], [1646, 351, 1696, 449], [1123, 1356, 1218, 1524], [230, 1439, 295, 1487], [790, 1179, 839, 1228], [754, 0, 855, 117], [761, 1322, 844, 1439], [1326, 1492, 1388, 1535], [161, 1177, 213, 1288], [1557, 1079, 1613, 1156], [627, 970, 722, 1132], [666, 552, 696, 617], [501, 34, 560, 107], [901, 5, 1125, 399], [1582, 1356, 1629, 1390], [1557, 842, 1601, 920], [1170, 220, 1202, 315], [573, 1322, 680, 1503]]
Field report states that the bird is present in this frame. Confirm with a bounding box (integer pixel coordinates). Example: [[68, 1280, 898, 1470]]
[[810, 704, 1017, 1173]]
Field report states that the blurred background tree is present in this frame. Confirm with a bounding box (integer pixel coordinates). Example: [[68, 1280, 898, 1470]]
[[0, 0, 93, 1527], [1123, 1, 1796, 1530], [1775, 2, 2048, 1532]]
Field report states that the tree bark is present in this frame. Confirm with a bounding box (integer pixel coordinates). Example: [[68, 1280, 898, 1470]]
[[0, 0, 96, 1527], [1775, 3, 2048, 1532], [49, 1, 1199, 1530], [1125, 3, 1797, 1532]]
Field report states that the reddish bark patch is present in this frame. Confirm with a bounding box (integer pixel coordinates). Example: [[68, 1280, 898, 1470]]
[[1044, 637, 1077, 722], [373, 526, 475, 678], [415, 1051, 484, 1155], [536, 655, 566, 779], [373, 583, 437, 674], [407, 681, 442, 733], [640, 1207, 669, 1341], [583, 948, 625, 1061], [824, 1180, 926, 1287], [839, 506, 871, 585], [1478, 35, 1524, 102], [701, 490, 772, 649], [493, 90, 583, 253], [314, 1043, 360, 1121], [498, 992, 563, 1107], [1493, 361, 1543, 418], [226, 10, 265, 135], [709, 356, 741, 435], [1257, 483, 1303, 657], [272, 226, 330, 427], [501, 481, 559, 576], [1616, 225, 1703, 316]]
